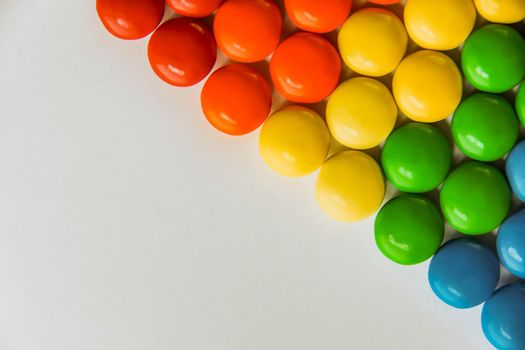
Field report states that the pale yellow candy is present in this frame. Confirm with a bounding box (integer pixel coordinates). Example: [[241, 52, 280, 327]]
[[338, 8, 408, 77], [326, 77, 397, 149], [259, 106, 330, 177], [404, 0, 477, 50], [474, 0, 525, 24], [316, 151, 385, 222]]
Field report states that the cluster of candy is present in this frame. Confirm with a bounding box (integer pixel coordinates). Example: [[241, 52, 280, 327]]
[[96, 0, 525, 348]]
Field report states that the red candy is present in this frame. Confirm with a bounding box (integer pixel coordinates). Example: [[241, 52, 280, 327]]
[[167, 0, 222, 17], [96, 0, 164, 40], [147, 18, 217, 87], [270, 32, 341, 103], [368, 0, 401, 4], [285, 0, 352, 33], [201, 64, 272, 135], [214, 0, 282, 63]]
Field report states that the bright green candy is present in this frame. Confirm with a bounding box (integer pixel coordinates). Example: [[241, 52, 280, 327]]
[[381, 122, 452, 193], [375, 194, 444, 265], [517, 83, 525, 126], [440, 162, 511, 235], [452, 93, 519, 161], [462, 24, 525, 93]]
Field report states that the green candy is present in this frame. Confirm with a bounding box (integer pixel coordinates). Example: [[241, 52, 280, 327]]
[[517, 83, 525, 126], [375, 194, 444, 265], [452, 93, 519, 161], [462, 24, 525, 93], [381, 122, 452, 193], [440, 162, 511, 235]]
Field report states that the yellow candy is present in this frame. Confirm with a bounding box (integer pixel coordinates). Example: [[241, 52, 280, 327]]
[[316, 151, 385, 222], [474, 0, 525, 23], [404, 0, 476, 50], [393, 50, 462, 123], [326, 77, 397, 149], [259, 106, 331, 177], [338, 8, 408, 77]]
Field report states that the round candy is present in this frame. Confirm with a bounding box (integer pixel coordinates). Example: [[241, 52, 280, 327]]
[[462, 24, 525, 93], [498, 209, 525, 279], [167, 0, 222, 17], [474, 0, 525, 24], [428, 238, 500, 309], [201, 64, 272, 136], [382, 123, 452, 193], [517, 83, 525, 126], [259, 107, 330, 177], [326, 77, 397, 149], [338, 8, 408, 77], [285, 0, 352, 33], [440, 162, 511, 235], [96, 0, 164, 40], [393, 50, 462, 123], [148, 18, 216, 87], [404, 0, 476, 50], [506, 140, 525, 202], [316, 151, 384, 222], [482, 283, 525, 350], [368, 0, 400, 4], [452, 93, 519, 162], [270, 32, 341, 103], [214, 0, 282, 63], [375, 194, 443, 265]]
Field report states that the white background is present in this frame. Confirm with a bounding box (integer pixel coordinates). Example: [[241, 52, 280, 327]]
[[0, 1, 495, 349]]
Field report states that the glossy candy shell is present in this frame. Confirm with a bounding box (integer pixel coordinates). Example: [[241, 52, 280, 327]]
[[96, 0, 165, 40], [375, 194, 444, 265], [498, 209, 525, 279], [326, 77, 397, 149], [214, 0, 282, 63], [201, 64, 272, 136], [393, 50, 462, 123], [259, 107, 331, 177], [167, 0, 222, 17], [462, 24, 525, 93], [452, 93, 519, 162], [404, 0, 476, 50], [428, 238, 499, 308], [147, 18, 217, 87], [482, 283, 525, 350], [382, 123, 452, 193], [440, 162, 511, 235], [474, 0, 525, 24], [338, 8, 408, 77], [506, 140, 525, 202], [316, 151, 385, 222], [270, 32, 341, 103], [285, 0, 352, 33]]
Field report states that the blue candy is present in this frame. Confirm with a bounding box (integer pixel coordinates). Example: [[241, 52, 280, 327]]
[[506, 140, 525, 202], [482, 283, 525, 350], [428, 238, 500, 309], [498, 209, 525, 279]]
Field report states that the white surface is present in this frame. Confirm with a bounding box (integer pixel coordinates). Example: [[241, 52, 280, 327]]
[[0, 1, 493, 349]]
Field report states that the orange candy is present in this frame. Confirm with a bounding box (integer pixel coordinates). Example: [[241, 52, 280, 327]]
[[285, 0, 352, 33], [270, 32, 341, 103], [148, 18, 216, 87], [96, 0, 164, 40], [167, 0, 222, 17], [214, 0, 282, 63], [201, 64, 272, 135], [368, 0, 401, 4]]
